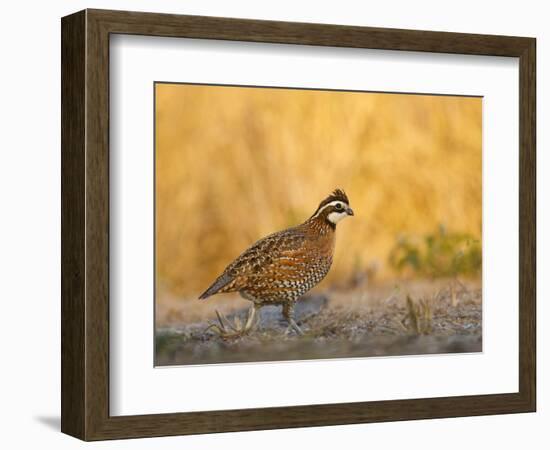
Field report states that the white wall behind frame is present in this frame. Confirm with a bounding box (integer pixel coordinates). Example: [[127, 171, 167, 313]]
[[2, 1, 546, 450]]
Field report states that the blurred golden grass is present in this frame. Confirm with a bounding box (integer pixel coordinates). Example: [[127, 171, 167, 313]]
[[155, 83, 481, 299]]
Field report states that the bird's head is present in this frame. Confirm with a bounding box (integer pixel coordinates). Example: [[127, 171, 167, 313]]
[[309, 189, 354, 227]]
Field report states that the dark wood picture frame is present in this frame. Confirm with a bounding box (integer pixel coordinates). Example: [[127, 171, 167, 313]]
[[61, 8, 536, 441]]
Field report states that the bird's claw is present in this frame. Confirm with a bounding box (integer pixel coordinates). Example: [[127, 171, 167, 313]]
[[205, 308, 256, 339], [285, 318, 305, 336]]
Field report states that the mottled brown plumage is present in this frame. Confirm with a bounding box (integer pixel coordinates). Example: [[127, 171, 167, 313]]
[[200, 189, 354, 335]]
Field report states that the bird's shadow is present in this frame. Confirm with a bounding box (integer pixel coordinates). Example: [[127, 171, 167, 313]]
[[34, 415, 60, 431], [226, 294, 329, 329]]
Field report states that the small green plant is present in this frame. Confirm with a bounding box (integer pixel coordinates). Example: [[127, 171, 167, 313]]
[[389, 225, 481, 278]]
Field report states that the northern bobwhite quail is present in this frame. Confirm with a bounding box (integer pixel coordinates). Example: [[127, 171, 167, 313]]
[[199, 189, 354, 335]]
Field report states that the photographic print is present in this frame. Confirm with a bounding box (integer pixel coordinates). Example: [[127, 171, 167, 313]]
[[154, 83, 482, 366]]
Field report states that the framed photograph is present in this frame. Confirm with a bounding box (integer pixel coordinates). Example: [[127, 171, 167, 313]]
[[61, 9, 536, 440]]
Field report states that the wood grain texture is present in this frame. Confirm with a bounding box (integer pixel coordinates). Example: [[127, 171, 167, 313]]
[[85, 10, 111, 438], [60, 8, 536, 441], [61, 10, 86, 439], [89, 8, 532, 56], [518, 38, 536, 409]]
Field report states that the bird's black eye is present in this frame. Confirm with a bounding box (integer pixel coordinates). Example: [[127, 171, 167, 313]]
[[336, 203, 343, 210]]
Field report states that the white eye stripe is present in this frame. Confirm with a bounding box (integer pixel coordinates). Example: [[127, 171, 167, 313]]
[[311, 201, 347, 219]]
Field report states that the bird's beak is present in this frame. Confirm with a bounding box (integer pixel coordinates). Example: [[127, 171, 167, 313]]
[[347, 207, 354, 216]]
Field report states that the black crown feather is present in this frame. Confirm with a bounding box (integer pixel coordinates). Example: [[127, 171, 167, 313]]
[[327, 188, 349, 205], [310, 188, 349, 218]]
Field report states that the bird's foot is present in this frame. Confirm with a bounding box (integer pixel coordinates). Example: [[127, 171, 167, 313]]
[[285, 318, 305, 336], [205, 307, 257, 339]]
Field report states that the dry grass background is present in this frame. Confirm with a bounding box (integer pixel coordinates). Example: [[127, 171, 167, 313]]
[[155, 83, 482, 303]]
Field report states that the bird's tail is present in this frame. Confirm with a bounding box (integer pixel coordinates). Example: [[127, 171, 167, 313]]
[[198, 272, 234, 299]]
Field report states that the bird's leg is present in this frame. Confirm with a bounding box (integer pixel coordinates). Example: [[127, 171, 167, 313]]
[[242, 303, 259, 332], [283, 302, 304, 336], [206, 304, 259, 339]]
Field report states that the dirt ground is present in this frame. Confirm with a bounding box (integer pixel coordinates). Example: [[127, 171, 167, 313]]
[[155, 278, 482, 366]]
